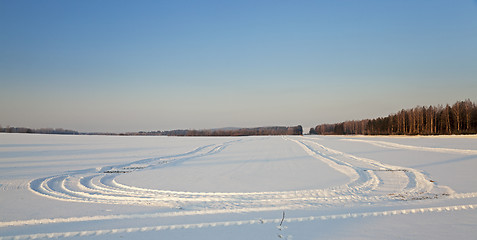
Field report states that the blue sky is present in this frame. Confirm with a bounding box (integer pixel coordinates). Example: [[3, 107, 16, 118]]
[[1, 0, 477, 132]]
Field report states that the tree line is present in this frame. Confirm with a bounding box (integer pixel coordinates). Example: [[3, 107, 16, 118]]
[[0, 125, 303, 136], [311, 99, 477, 135], [160, 126, 303, 136], [0, 126, 79, 135]]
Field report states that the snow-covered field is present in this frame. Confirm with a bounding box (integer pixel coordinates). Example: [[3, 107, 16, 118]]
[[1, 133, 476, 239]]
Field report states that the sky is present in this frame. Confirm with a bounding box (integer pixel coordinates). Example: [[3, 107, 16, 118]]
[[1, 0, 477, 133]]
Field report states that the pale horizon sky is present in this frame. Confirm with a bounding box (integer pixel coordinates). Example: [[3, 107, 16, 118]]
[[1, 0, 477, 133]]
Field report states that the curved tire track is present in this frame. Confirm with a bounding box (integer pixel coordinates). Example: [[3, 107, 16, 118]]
[[29, 136, 457, 210]]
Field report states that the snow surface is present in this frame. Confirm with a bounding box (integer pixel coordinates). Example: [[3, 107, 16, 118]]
[[1, 133, 476, 239]]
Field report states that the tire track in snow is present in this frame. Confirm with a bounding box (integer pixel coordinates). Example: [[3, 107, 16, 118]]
[[287, 137, 452, 201], [292, 136, 456, 200], [4, 191, 477, 228], [28, 136, 456, 211], [28, 136, 371, 209], [0, 180, 29, 191], [287, 137, 380, 195], [343, 138, 477, 155], [1, 204, 476, 240], [28, 140, 240, 206]]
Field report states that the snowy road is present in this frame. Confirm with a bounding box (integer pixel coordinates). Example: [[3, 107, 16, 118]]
[[1, 134, 476, 239]]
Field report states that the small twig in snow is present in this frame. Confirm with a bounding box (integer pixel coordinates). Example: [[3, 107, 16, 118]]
[[279, 211, 285, 227]]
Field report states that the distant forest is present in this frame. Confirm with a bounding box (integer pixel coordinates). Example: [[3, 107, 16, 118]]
[[0, 127, 79, 135], [311, 99, 477, 135], [160, 126, 303, 136], [0, 125, 303, 136]]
